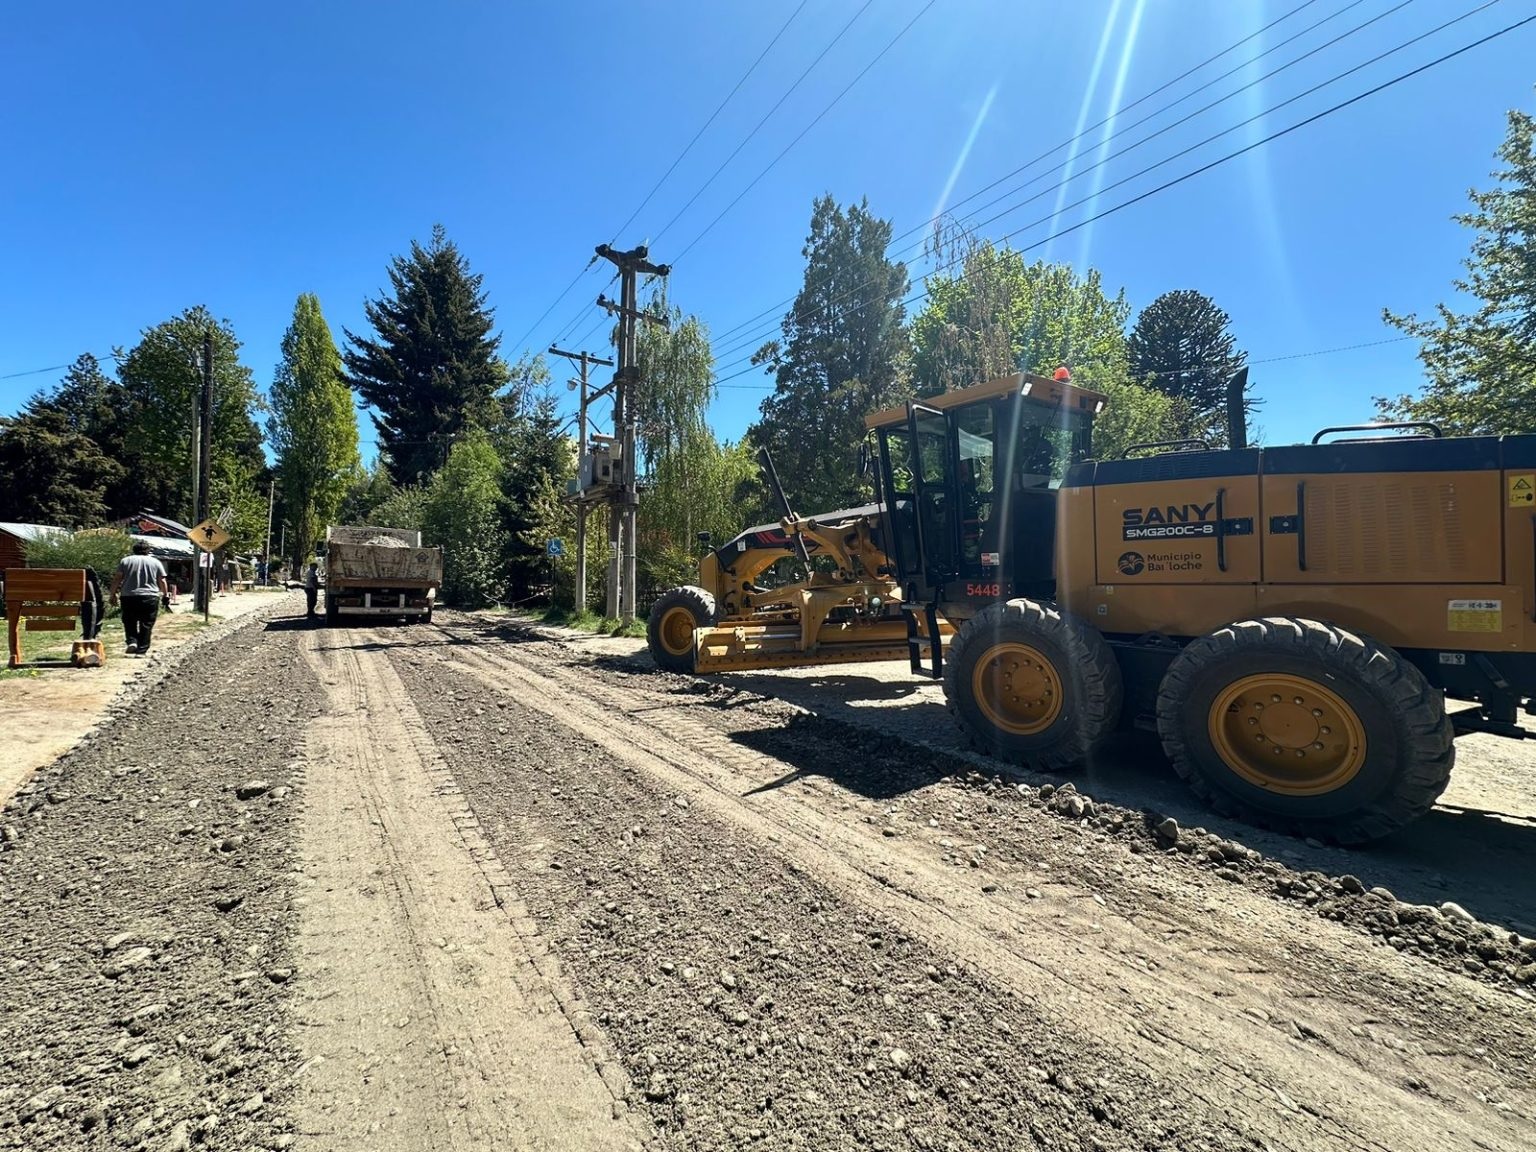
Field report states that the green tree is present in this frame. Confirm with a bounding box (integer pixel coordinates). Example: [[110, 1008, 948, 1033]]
[[1378, 105, 1536, 434], [344, 224, 508, 485], [494, 388, 575, 600], [422, 430, 508, 608], [335, 462, 395, 524], [46, 354, 149, 520], [1088, 373, 1188, 461], [1127, 289, 1251, 444], [0, 402, 120, 526], [368, 483, 429, 532], [911, 235, 1133, 394], [268, 294, 361, 563], [749, 195, 911, 514], [116, 306, 266, 522], [24, 528, 133, 577], [631, 295, 763, 587]]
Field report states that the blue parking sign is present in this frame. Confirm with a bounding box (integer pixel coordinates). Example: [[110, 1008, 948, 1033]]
[[546, 538, 564, 558]]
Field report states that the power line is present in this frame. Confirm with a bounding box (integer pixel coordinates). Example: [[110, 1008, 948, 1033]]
[[708, 0, 1510, 372], [608, 1, 810, 245], [672, 0, 939, 263], [708, 0, 1447, 367], [706, 12, 1534, 387], [507, 254, 601, 357], [706, 0, 1334, 349], [0, 351, 121, 382], [708, 335, 1418, 392], [649, 0, 876, 247]]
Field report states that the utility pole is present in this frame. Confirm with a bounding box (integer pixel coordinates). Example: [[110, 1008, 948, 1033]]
[[263, 479, 276, 586], [595, 243, 669, 623], [194, 330, 215, 616], [549, 344, 613, 615]]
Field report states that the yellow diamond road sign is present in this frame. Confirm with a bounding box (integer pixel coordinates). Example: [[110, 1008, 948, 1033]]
[[187, 518, 231, 552]]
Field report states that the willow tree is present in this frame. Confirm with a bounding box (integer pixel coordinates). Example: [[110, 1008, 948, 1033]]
[[635, 295, 759, 588]]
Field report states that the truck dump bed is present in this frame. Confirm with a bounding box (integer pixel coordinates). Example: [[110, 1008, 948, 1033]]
[[325, 526, 444, 589]]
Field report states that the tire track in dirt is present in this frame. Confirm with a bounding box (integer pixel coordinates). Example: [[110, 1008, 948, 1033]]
[[401, 623, 1534, 1151], [287, 627, 647, 1150]]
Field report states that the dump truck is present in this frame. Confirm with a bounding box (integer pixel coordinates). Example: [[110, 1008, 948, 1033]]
[[323, 525, 443, 626], [650, 370, 1536, 843]]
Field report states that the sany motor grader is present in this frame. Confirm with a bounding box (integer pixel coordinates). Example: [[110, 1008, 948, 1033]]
[[649, 370, 1536, 842]]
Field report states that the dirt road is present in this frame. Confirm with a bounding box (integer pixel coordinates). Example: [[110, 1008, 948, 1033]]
[[2, 607, 1532, 1151]]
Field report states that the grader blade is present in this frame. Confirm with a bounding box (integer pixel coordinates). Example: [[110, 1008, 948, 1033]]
[[692, 618, 949, 673]]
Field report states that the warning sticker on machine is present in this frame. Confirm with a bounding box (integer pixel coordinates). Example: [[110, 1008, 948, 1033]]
[[1447, 599, 1502, 632], [1509, 474, 1535, 506]]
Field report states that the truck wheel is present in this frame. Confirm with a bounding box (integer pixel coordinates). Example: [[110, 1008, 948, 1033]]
[[944, 599, 1122, 770], [646, 585, 716, 673], [1156, 617, 1454, 844], [324, 598, 338, 628]]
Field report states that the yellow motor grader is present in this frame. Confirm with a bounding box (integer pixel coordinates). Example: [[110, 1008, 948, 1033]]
[[650, 370, 1536, 842], [646, 450, 951, 674]]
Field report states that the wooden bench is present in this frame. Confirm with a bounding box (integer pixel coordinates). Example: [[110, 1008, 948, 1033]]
[[4, 568, 100, 669]]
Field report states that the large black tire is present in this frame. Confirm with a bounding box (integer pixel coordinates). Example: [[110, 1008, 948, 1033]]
[[646, 585, 717, 673], [324, 597, 338, 628], [1156, 617, 1454, 844], [943, 598, 1123, 770]]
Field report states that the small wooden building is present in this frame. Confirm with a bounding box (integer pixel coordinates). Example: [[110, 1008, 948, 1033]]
[[0, 522, 67, 571]]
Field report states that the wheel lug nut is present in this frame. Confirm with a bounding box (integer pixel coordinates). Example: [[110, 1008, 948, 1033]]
[[1312, 708, 1323, 717], [1319, 726, 1331, 735], [1293, 696, 1304, 705], [1271, 694, 1281, 703], [1295, 750, 1305, 758], [1247, 718, 1257, 726], [1313, 742, 1324, 750]]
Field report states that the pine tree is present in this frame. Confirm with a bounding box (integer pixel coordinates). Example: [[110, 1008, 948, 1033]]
[[268, 294, 361, 562], [0, 403, 119, 526], [1378, 106, 1536, 434], [343, 224, 508, 485], [1127, 290, 1250, 445], [749, 196, 910, 514]]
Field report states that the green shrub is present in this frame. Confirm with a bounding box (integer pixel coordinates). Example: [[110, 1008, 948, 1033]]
[[24, 528, 133, 577]]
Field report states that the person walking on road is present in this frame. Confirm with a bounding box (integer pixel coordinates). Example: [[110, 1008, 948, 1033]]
[[305, 561, 321, 621], [110, 540, 171, 655]]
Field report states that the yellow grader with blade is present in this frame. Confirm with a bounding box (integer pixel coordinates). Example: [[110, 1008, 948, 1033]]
[[647, 449, 951, 674], [648, 370, 1536, 842]]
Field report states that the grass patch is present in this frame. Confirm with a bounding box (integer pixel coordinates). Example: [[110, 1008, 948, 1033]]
[[539, 605, 646, 639]]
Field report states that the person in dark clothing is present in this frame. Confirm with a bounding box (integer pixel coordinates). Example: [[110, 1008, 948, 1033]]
[[305, 562, 320, 620], [110, 540, 171, 655]]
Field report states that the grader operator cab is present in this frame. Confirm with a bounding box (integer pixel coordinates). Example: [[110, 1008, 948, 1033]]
[[866, 371, 1536, 842]]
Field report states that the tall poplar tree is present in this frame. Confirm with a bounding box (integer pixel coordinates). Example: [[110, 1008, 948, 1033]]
[[268, 294, 361, 562]]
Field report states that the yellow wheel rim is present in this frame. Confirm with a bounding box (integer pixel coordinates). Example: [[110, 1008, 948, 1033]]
[[1208, 673, 1366, 795], [659, 606, 696, 656], [972, 643, 1063, 736]]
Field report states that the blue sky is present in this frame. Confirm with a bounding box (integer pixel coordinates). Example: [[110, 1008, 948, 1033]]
[[2, 1, 1533, 460]]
